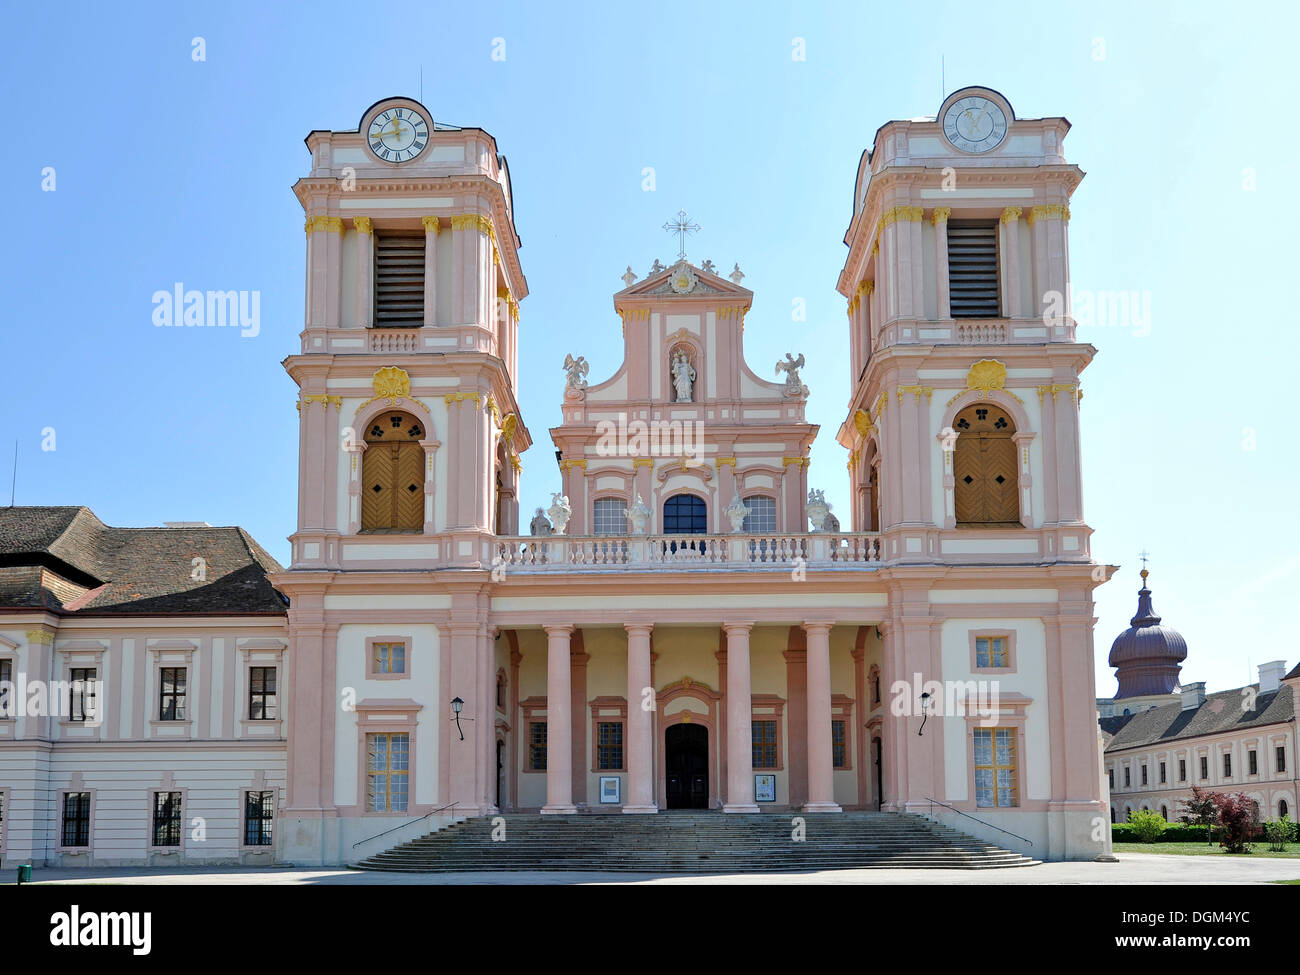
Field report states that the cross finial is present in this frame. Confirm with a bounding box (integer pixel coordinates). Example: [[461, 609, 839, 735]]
[[1138, 549, 1150, 585], [662, 209, 700, 261]]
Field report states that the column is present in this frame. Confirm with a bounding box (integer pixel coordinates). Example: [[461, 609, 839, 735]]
[[542, 624, 577, 814], [723, 622, 759, 812], [803, 621, 842, 812], [1000, 207, 1023, 318], [355, 216, 373, 327], [624, 624, 657, 813], [422, 216, 439, 326], [932, 208, 951, 319]]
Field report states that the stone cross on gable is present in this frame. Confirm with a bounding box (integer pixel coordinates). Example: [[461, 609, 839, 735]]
[[662, 209, 700, 261]]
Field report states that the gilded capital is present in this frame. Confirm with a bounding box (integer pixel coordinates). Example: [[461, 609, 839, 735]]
[[421, 215, 440, 234], [304, 215, 345, 235], [931, 206, 952, 224], [353, 216, 373, 235], [1028, 204, 1070, 225], [1000, 206, 1023, 224]]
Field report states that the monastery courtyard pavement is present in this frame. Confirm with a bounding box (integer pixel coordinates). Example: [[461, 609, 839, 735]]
[[9, 854, 1300, 885]]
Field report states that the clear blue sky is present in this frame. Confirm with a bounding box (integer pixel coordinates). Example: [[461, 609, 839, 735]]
[[4, 1, 1296, 697]]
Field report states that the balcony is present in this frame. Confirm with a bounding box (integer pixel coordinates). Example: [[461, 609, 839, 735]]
[[873, 317, 1076, 351], [495, 532, 881, 573]]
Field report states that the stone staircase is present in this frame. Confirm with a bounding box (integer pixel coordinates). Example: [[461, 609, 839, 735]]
[[351, 811, 1039, 873]]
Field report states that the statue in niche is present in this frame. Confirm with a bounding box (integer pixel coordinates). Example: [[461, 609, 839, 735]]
[[671, 350, 696, 402]]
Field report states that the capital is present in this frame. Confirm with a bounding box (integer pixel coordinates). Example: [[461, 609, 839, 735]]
[[421, 215, 440, 234], [353, 215, 373, 235]]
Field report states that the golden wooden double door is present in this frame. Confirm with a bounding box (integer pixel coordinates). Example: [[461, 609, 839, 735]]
[[953, 405, 1019, 525], [362, 412, 425, 532]]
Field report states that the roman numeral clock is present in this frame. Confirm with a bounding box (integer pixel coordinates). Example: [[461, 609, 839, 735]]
[[941, 91, 1009, 153], [367, 104, 429, 162]]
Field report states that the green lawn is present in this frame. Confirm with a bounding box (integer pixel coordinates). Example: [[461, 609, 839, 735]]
[[1114, 841, 1300, 859]]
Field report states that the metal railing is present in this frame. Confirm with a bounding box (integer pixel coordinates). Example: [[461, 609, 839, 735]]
[[351, 802, 460, 849], [923, 796, 1033, 847]]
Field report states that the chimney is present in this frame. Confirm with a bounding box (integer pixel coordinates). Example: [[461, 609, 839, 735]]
[[1180, 682, 1206, 711], [1259, 660, 1287, 695]]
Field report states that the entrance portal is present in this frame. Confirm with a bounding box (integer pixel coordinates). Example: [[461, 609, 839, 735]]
[[665, 723, 708, 809]]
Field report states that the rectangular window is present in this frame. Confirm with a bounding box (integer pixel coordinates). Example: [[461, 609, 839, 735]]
[[244, 791, 274, 846], [158, 667, 187, 721], [366, 733, 409, 812], [62, 792, 90, 847], [947, 220, 1000, 318], [596, 721, 624, 771], [373, 642, 406, 675], [1223, 753, 1232, 778], [0, 659, 10, 715], [1141, 765, 1148, 786], [975, 636, 1009, 668], [1278, 746, 1287, 774], [373, 233, 425, 327], [152, 792, 182, 847], [973, 728, 1018, 808], [1159, 761, 1166, 784], [249, 666, 278, 720], [1249, 750, 1258, 775], [752, 720, 778, 770], [528, 722, 547, 771], [1179, 759, 1187, 782], [68, 667, 97, 722], [592, 498, 629, 535], [741, 496, 777, 533], [1107, 768, 1113, 790], [1124, 766, 1130, 788], [1200, 756, 1208, 780], [831, 719, 847, 769]]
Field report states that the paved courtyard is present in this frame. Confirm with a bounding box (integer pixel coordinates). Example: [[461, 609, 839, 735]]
[[8, 853, 1299, 885]]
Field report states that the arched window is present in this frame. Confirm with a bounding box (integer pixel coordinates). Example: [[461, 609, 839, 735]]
[[1160, 805, 1168, 820], [593, 497, 628, 535], [1281, 799, 1289, 818], [868, 462, 881, 532], [742, 496, 776, 533], [953, 403, 1019, 526], [663, 494, 707, 534], [362, 411, 425, 532]]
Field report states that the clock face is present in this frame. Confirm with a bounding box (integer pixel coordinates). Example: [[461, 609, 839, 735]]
[[367, 106, 430, 163], [942, 96, 1008, 153]]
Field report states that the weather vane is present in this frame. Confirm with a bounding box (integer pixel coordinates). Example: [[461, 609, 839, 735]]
[[662, 209, 700, 261]]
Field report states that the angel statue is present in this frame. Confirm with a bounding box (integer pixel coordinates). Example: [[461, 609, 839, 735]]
[[671, 350, 696, 402], [563, 354, 590, 390]]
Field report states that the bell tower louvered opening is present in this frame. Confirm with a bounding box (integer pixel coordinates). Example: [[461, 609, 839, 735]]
[[374, 233, 425, 327], [947, 220, 1000, 318]]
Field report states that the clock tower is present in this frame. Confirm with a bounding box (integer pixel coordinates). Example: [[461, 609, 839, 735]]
[[273, 98, 529, 864]]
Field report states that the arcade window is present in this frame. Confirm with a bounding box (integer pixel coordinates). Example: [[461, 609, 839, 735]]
[[152, 791, 182, 847], [528, 722, 547, 771], [752, 720, 778, 770], [159, 667, 187, 721], [974, 728, 1018, 808], [249, 666, 277, 720], [366, 733, 409, 813], [244, 791, 274, 846], [373, 233, 425, 327], [596, 722, 624, 771], [62, 792, 90, 847]]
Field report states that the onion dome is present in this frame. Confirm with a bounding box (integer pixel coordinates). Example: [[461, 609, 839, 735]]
[[1108, 568, 1187, 699]]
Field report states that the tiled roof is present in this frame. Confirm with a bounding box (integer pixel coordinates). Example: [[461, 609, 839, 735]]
[[1104, 684, 1294, 753], [0, 506, 285, 616]]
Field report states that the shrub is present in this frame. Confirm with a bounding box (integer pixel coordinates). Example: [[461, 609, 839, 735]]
[[1212, 792, 1258, 854], [1264, 817, 1296, 852], [1127, 809, 1167, 843]]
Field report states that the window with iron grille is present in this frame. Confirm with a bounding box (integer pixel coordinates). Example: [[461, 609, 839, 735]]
[[973, 728, 1018, 808], [741, 496, 776, 533], [244, 791, 274, 846], [752, 720, 778, 769], [249, 666, 277, 720], [62, 792, 90, 847], [832, 719, 847, 769], [152, 791, 182, 847], [159, 667, 187, 721], [366, 733, 409, 812], [68, 668, 96, 722], [592, 498, 628, 535], [528, 722, 547, 770], [597, 721, 624, 770], [374, 234, 425, 327], [947, 220, 1000, 318]]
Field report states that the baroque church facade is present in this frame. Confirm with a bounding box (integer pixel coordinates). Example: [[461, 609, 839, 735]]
[[0, 88, 1111, 867]]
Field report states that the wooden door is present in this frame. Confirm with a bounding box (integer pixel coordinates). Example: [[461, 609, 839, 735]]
[[362, 411, 425, 532], [953, 405, 1018, 525]]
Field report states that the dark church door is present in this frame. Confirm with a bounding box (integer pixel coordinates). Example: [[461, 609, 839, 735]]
[[665, 723, 708, 809]]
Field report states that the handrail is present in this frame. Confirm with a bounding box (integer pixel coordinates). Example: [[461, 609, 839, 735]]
[[923, 796, 1033, 847], [351, 802, 460, 849]]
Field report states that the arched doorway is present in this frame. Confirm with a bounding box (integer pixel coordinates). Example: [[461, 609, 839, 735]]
[[665, 723, 708, 809], [953, 403, 1018, 526], [362, 410, 425, 532]]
